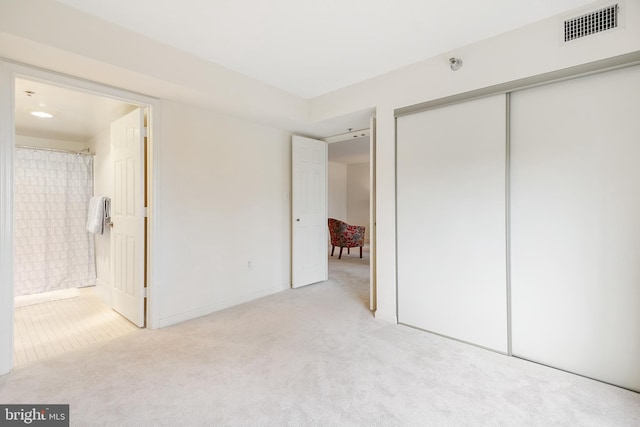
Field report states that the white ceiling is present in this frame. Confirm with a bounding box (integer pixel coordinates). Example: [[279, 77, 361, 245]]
[[15, 79, 137, 142], [55, 0, 597, 99], [329, 137, 370, 164]]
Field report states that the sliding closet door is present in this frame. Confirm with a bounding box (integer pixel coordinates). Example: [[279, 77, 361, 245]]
[[397, 94, 508, 352], [511, 65, 640, 391]]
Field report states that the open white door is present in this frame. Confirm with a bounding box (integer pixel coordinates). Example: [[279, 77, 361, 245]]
[[111, 108, 145, 327], [291, 135, 328, 288]]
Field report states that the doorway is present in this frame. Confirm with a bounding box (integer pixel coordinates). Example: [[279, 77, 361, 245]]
[[290, 118, 376, 312], [14, 78, 144, 366], [13, 78, 144, 366], [0, 61, 158, 373], [327, 127, 374, 311]]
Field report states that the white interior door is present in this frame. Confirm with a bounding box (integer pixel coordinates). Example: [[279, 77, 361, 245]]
[[291, 135, 328, 288], [510, 65, 640, 391], [396, 94, 508, 353], [111, 108, 145, 327]]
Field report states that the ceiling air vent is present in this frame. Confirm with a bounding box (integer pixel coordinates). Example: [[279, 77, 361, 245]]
[[564, 4, 618, 42]]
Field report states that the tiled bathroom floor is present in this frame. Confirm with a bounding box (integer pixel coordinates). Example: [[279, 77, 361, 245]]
[[14, 287, 140, 366]]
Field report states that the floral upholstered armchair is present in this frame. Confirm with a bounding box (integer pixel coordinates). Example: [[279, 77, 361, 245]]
[[328, 218, 365, 259]]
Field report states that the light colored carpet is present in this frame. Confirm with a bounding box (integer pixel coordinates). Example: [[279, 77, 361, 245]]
[[1, 248, 639, 426]]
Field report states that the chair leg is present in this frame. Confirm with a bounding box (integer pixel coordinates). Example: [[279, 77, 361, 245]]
[[331, 246, 335, 256], [339, 247, 343, 259], [360, 246, 363, 258]]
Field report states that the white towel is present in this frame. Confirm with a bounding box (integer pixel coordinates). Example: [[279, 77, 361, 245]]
[[86, 196, 111, 234]]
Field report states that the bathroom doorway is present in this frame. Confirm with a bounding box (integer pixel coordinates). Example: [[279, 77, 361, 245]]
[[13, 77, 145, 366]]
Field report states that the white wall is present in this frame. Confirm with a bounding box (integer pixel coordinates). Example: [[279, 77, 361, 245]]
[[88, 127, 112, 301], [309, 0, 640, 323], [328, 161, 347, 221], [329, 161, 370, 242], [347, 162, 370, 242], [154, 100, 291, 327], [15, 135, 88, 152]]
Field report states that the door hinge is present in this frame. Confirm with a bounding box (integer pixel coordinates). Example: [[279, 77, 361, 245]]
[[143, 207, 148, 217], [143, 287, 148, 298], [143, 127, 148, 138]]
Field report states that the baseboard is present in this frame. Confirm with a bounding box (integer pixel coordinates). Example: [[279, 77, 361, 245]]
[[157, 284, 288, 329]]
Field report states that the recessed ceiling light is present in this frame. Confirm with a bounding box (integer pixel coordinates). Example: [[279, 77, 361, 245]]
[[30, 111, 54, 118], [24, 106, 57, 118]]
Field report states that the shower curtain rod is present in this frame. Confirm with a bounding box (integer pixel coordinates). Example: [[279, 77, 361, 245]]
[[16, 145, 95, 156]]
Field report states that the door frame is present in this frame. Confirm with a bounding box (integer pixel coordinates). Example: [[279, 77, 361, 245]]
[[369, 117, 377, 311], [0, 59, 161, 375]]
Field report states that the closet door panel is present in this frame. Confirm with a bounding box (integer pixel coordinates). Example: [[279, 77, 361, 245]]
[[397, 94, 508, 352], [510, 65, 640, 391]]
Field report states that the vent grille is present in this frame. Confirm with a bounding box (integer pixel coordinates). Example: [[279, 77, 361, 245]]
[[564, 4, 618, 42]]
